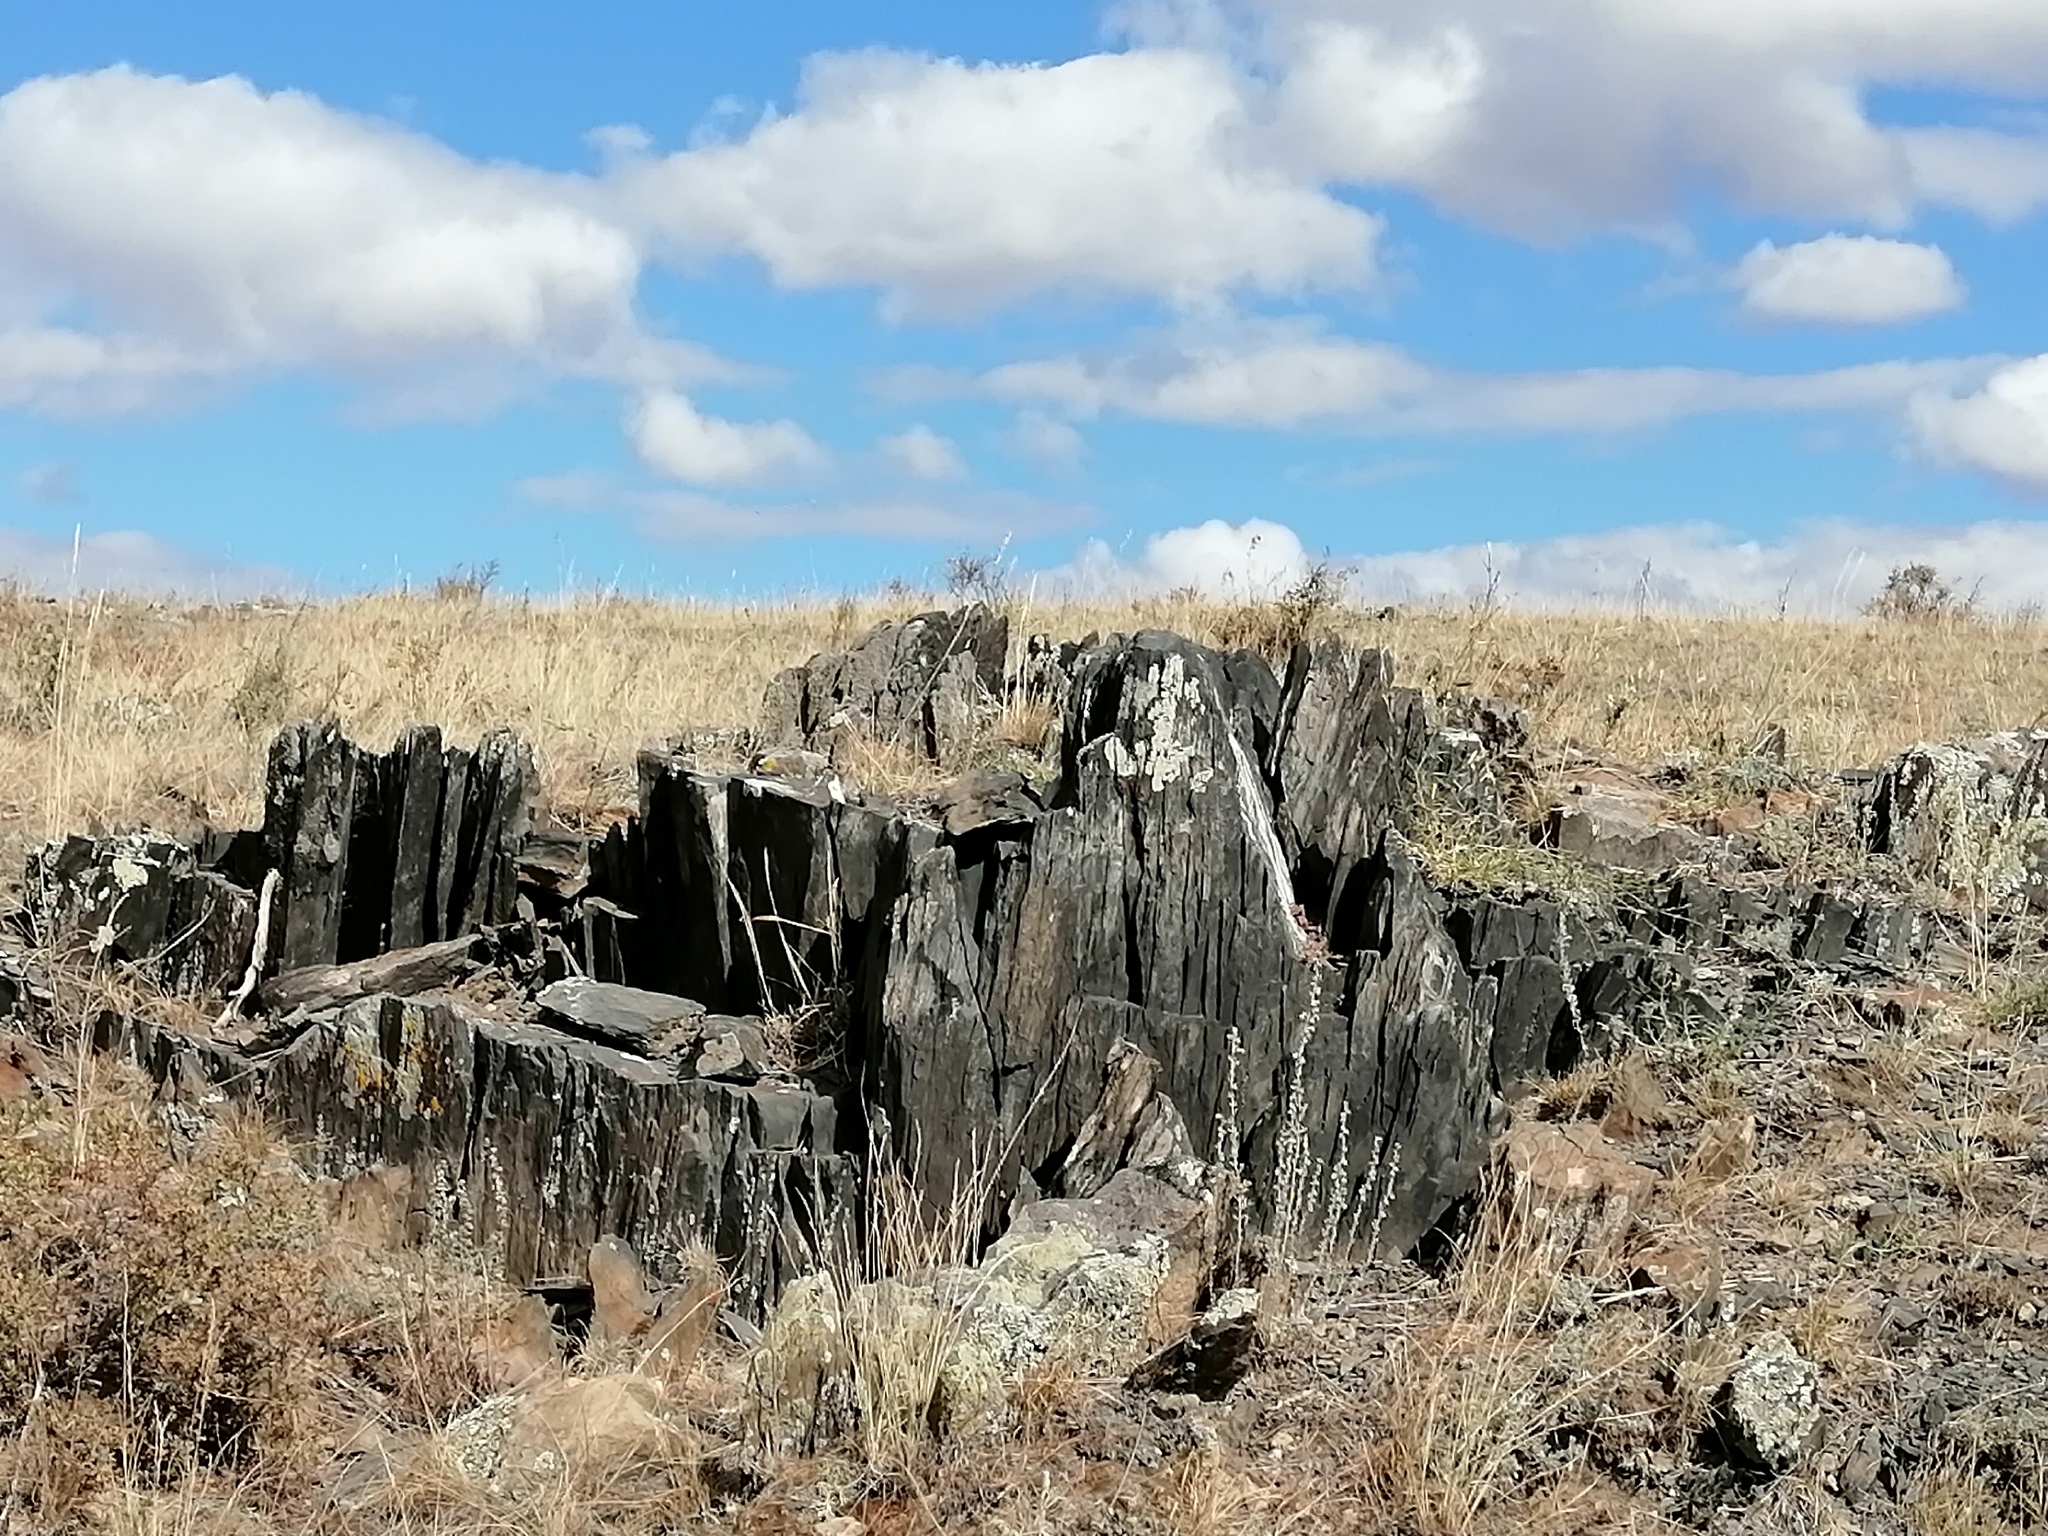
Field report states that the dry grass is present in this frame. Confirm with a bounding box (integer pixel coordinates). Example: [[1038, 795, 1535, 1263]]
[[5, 587, 2048, 874]]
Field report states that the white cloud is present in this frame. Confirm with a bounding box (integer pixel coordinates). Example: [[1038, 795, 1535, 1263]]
[[513, 469, 614, 508], [1006, 410, 1088, 473], [1343, 517, 2048, 614], [879, 423, 966, 481], [1048, 511, 2048, 614], [1051, 517, 1308, 598], [0, 525, 297, 597], [0, 66, 726, 415], [1733, 235, 1965, 325], [617, 48, 1381, 314], [628, 390, 827, 485], [976, 327, 1997, 433], [1133, 0, 2048, 235], [1908, 356, 2048, 492]]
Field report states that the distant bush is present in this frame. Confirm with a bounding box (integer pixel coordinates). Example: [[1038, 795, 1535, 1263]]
[[433, 560, 501, 603], [1865, 563, 1974, 622]]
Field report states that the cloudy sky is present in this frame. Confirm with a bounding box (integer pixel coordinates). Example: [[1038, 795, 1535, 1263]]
[[5, 0, 2048, 609]]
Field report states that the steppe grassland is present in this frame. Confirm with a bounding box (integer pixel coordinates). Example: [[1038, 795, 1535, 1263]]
[[0, 583, 2044, 858]]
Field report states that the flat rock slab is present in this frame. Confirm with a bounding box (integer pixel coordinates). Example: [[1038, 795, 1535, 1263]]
[[536, 978, 707, 1057], [1548, 792, 1707, 874]]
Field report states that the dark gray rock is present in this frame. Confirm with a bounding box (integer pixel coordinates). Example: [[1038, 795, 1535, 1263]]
[[858, 632, 1518, 1258], [259, 935, 484, 1017], [535, 977, 707, 1056], [94, 996, 850, 1320], [23, 833, 256, 999], [764, 604, 1009, 762], [1128, 1288, 1261, 1400], [262, 721, 536, 968], [1264, 640, 1431, 938]]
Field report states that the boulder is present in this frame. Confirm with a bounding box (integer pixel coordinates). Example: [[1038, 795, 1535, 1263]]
[[862, 633, 1516, 1260], [1500, 1120, 1657, 1267], [751, 1168, 1224, 1443], [498, 1374, 679, 1487], [94, 995, 852, 1322]]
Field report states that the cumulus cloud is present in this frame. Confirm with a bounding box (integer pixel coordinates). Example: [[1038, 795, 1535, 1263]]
[[1908, 356, 2048, 492], [1733, 235, 1965, 325], [975, 327, 1997, 433], [879, 423, 966, 481], [1151, 0, 2048, 236], [0, 66, 726, 415], [628, 390, 827, 485], [0, 524, 297, 597], [1049, 512, 2048, 614], [1049, 517, 1308, 598], [617, 48, 1381, 314], [1344, 517, 2048, 614]]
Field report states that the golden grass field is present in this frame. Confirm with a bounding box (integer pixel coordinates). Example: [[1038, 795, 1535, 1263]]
[[3, 584, 2045, 861]]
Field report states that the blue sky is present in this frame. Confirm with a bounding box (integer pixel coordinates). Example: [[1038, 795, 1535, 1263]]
[[5, 1, 2048, 609]]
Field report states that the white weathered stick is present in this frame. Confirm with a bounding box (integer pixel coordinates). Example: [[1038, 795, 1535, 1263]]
[[215, 867, 282, 1029]]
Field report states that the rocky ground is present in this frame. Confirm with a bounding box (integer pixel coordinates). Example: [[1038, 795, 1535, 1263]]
[[1, 604, 2045, 1535]]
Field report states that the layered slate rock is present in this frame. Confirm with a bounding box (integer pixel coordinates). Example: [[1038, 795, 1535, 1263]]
[[265, 722, 535, 969], [763, 604, 1008, 762], [94, 994, 848, 1318], [24, 832, 257, 998], [1263, 640, 1432, 937], [585, 755, 917, 1018], [860, 632, 1514, 1258]]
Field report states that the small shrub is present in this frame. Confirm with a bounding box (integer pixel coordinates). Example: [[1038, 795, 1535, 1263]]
[[1216, 560, 1349, 660], [1866, 563, 1974, 622], [944, 547, 1010, 607]]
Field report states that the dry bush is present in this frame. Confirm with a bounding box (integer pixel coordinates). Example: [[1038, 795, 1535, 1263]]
[[0, 1059, 336, 1523], [0, 1045, 523, 1531]]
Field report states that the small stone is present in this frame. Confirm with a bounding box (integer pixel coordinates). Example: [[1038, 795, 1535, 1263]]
[[816, 1518, 867, 1536], [1632, 1241, 1723, 1320], [1719, 1330, 1822, 1472]]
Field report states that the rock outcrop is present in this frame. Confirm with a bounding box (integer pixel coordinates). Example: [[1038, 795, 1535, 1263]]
[[24, 608, 1980, 1336], [764, 604, 1009, 762]]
